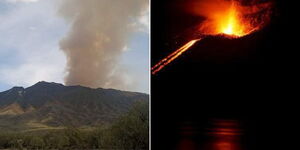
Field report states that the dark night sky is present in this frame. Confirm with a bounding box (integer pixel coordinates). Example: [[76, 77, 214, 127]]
[[151, 0, 298, 149]]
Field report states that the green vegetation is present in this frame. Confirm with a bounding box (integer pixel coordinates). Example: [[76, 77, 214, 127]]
[[0, 101, 149, 150]]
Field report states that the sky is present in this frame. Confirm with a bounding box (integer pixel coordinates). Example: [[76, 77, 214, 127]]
[[0, 0, 149, 93]]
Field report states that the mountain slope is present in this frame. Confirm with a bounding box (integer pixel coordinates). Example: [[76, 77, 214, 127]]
[[0, 81, 148, 131]]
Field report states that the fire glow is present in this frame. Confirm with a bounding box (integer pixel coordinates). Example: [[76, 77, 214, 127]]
[[218, 2, 248, 36], [195, 0, 271, 37], [152, 0, 272, 75]]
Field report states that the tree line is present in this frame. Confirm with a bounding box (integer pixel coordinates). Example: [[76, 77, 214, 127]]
[[0, 101, 149, 150]]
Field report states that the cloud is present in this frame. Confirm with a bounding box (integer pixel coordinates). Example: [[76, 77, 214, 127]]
[[138, 7, 150, 33], [0, 0, 67, 88], [128, 7, 150, 33], [0, 0, 149, 93], [0, 61, 65, 86], [6, 0, 40, 3]]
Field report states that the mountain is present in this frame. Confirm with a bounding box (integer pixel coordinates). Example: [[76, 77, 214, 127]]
[[0, 81, 148, 131]]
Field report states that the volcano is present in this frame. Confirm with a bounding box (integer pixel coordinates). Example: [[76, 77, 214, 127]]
[[0, 81, 148, 131], [151, 0, 297, 150], [151, 0, 272, 75]]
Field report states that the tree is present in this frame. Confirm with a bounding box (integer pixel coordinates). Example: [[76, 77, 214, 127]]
[[64, 127, 85, 149], [110, 101, 149, 149], [44, 131, 70, 149], [29, 136, 45, 149]]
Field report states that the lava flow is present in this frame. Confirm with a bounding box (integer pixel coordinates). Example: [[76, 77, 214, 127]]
[[152, 0, 272, 75], [152, 39, 200, 75]]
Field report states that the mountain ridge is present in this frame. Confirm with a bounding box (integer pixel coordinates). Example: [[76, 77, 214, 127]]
[[2, 81, 147, 94], [0, 81, 149, 131]]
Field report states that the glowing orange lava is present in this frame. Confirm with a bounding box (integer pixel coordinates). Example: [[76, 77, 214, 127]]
[[152, 0, 272, 75], [218, 2, 246, 36], [213, 1, 261, 37], [195, 0, 272, 37], [152, 39, 200, 75]]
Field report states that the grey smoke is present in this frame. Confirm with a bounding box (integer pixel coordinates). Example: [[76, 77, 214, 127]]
[[58, 0, 148, 90]]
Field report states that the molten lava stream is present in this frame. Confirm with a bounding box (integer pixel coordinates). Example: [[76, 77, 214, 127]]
[[151, 39, 201, 75]]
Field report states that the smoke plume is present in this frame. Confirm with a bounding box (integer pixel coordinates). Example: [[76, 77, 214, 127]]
[[58, 0, 148, 90]]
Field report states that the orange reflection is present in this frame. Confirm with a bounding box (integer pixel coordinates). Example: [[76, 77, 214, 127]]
[[177, 122, 198, 150], [206, 120, 242, 150]]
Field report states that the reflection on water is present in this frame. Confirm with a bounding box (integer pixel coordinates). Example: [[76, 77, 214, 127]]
[[176, 122, 198, 150], [177, 120, 243, 150], [206, 120, 242, 150]]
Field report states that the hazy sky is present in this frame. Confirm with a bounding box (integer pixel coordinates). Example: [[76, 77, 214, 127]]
[[0, 0, 149, 93]]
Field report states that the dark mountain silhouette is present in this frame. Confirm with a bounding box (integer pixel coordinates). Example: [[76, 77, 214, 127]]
[[0, 81, 148, 131], [151, 0, 297, 149]]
